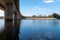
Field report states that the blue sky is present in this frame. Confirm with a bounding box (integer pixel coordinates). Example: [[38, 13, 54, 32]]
[[0, 10, 4, 17], [20, 0, 60, 16]]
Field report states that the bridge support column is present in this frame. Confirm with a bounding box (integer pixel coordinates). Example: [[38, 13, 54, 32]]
[[5, 3, 13, 20], [17, 15, 19, 19], [14, 12, 17, 19]]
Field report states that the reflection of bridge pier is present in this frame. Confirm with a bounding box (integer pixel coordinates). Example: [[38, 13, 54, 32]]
[[4, 20, 13, 40], [0, 0, 23, 40], [13, 19, 21, 40], [0, 19, 21, 40]]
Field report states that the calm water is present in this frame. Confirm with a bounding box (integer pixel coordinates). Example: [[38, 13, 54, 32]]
[[0, 19, 4, 32], [0, 19, 60, 40], [20, 20, 60, 40]]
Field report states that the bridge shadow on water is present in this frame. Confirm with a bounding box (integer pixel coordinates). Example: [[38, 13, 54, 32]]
[[0, 19, 21, 40]]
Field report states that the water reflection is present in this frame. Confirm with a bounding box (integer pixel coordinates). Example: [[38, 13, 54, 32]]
[[0, 19, 21, 40], [0, 19, 4, 33], [13, 20, 21, 40], [52, 20, 60, 27], [20, 20, 60, 40], [0, 19, 60, 40]]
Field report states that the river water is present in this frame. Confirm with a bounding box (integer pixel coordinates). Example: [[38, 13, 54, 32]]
[[0, 19, 60, 40]]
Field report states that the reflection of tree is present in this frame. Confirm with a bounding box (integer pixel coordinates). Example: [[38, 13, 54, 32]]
[[32, 20, 42, 27], [33, 20, 35, 24], [0, 19, 21, 40], [52, 20, 58, 27], [32, 20, 36, 26]]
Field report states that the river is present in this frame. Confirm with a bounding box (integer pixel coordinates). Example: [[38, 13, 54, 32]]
[[0, 19, 60, 40]]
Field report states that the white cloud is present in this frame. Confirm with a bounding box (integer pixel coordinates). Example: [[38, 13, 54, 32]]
[[43, 0, 55, 3], [26, 6, 52, 16]]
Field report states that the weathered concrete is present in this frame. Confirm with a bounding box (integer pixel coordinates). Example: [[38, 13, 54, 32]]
[[14, 11, 17, 19], [5, 3, 13, 20], [0, 0, 21, 19]]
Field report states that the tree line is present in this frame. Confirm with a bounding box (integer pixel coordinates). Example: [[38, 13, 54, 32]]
[[31, 13, 60, 19]]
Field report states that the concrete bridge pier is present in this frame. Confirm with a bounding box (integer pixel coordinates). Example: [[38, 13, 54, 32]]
[[17, 15, 20, 19], [14, 11, 17, 19], [5, 3, 13, 20], [0, 0, 23, 20], [14, 12, 21, 19]]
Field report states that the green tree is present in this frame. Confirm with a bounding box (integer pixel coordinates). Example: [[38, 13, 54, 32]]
[[48, 15, 53, 18], [43, 15, 47, 18], [52, 13, 60, 19], [38, 14, 43, 18], [32, 15, 36, 17]]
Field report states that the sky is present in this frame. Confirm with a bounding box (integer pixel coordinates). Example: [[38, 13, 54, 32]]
[[20, 0, 60, 16], [0, 10, 4, 17]]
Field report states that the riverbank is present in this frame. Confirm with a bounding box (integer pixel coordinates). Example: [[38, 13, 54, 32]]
[[26, 18, 56, 20]]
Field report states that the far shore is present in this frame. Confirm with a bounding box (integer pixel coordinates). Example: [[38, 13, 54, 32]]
[[0, 18, 56, 20], [25, 18, 56, 20]]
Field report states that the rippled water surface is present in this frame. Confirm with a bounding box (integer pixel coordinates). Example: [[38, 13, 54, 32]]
[[19, 20, 60, 40], [0, 19, 60, 40]]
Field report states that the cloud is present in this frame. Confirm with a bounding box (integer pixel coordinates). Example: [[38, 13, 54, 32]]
[[26, 6, 52, 16], [43, 0, 55, 3]]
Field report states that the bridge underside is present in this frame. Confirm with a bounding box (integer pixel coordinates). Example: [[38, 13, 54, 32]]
[[0, 0, 22, 20]]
